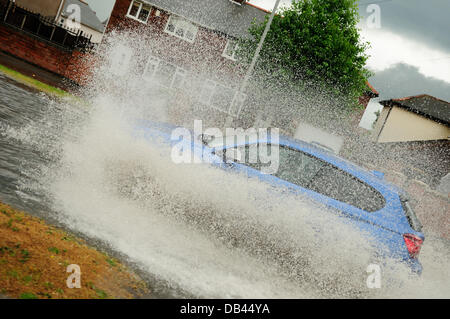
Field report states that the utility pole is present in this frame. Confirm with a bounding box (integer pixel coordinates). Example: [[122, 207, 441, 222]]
[[225, 0, 282, 127]]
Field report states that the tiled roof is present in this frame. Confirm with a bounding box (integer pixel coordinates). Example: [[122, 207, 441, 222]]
[[141, 0, 267, 38], [366, 81, 379, 97], [380, 94, 450, 125]]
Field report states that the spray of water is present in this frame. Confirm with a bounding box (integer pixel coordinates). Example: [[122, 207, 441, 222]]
[[4, 31, 449, 298]]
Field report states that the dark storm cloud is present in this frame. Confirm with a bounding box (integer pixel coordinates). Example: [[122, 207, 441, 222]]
[[358, 0, 450, 53], [369, 63, 450, 101]]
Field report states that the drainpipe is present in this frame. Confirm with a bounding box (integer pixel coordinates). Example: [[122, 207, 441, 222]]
[[225, 0, 282, 127], [375, 103, 393, 142], [55, 0, 65, 22]]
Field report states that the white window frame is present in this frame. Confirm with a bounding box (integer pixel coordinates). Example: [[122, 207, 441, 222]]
[[222, 39, 239, 61], [164, 15, 198, 43], [199, 80, 217, 105], [199, 79, 243, 115], [143, 55, 161, 81], [143, 55, 187, 89], [171, 67, 187, 89], [126, 0, 151, 24]]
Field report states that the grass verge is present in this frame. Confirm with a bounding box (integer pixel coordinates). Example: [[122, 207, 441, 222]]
[[0, 201, 150, 299], [0, 64, 69, 98]]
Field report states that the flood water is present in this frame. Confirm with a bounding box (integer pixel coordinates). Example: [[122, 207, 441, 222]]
[[0, 75, 51, 213], [0, 70, 449, 299]]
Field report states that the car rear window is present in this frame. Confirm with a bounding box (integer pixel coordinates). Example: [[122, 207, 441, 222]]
[[308, 165, 386, 212]]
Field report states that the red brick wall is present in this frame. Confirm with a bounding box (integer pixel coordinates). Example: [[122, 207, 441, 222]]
[[0, 23, 92, 86]]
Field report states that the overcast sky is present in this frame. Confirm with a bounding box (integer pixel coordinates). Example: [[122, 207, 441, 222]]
[[86, 0, 450, 102]]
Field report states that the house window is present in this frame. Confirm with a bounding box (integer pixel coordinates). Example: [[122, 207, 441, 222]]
[[199, 80, 237, 113], [222, 39, 239, 61], [143, 56, 186, 89], [127, 0, 151, 23], [230, 91, 247, 116], [165, 15, 198, 43], [143, 56, 160, 80], [172, 68, 187, 89], [155, 61, 178, 88]]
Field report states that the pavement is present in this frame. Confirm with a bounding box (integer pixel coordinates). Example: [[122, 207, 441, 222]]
[[0, 50, 73, 91]]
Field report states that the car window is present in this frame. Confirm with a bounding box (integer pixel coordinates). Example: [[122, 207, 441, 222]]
[[275, 145, 325, 188], [308, 165, 386, 212], [220, 144, 385, 212]]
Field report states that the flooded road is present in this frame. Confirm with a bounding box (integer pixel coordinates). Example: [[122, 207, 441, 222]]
[[0, 74, 449, 299], [0, 74, 372, 298], [0, 75, 50, 213]]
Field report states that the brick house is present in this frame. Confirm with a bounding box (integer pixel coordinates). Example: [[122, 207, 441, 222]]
[[105, 0, 267, 124], [106, 0, 380, 128]]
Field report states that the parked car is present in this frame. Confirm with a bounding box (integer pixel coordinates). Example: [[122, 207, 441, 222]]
[[134, 120, 425, 274]]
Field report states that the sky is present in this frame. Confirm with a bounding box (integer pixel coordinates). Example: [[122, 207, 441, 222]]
[[83, 0, 115, 22], [85, 0, 450, 104]]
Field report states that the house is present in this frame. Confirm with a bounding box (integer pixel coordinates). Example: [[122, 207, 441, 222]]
[[105, 0, 267, 120], [14, 0, 106, 43], [107, 0, 382, 130], [369, 94, 449, 190], [373, 94, 450, 143], [14, 0, 62, 18], [56, 0, 106, 43], [0, 0, 97, 86]]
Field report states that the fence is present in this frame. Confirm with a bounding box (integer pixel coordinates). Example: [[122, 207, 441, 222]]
[[0, 0, 95, 52]]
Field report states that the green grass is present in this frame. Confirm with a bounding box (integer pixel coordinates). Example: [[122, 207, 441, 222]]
[[19, 292, 38, 299], [0, 64, 69, 98], [47, 247, 60, 255]]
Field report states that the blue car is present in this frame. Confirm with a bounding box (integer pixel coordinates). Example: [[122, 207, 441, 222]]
[[135, 121, 425, 275]]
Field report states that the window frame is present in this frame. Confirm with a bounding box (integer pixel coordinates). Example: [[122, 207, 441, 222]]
[[126, 0, 151, 24], [171, 67, 187, 89], [222, 39, 239, 61], [143, 55, 161, 81], [164, 15, 198, 43], [198, 80, 247, 116], [142, 55, 187, 90]]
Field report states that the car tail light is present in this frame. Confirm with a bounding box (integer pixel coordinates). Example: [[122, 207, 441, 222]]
[[403, 234, 423, 258]]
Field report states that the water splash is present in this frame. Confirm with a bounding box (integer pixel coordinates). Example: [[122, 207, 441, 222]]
[[3, 31, 449, 298]]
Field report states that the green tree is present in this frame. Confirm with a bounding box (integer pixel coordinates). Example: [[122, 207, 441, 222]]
[[239, 0, 372, 107]]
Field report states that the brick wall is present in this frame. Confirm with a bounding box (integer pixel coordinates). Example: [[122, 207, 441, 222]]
[[0, 23, 92, 86]]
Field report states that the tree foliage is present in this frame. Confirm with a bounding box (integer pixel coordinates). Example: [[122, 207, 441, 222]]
[[238, 0, 372, 107]]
